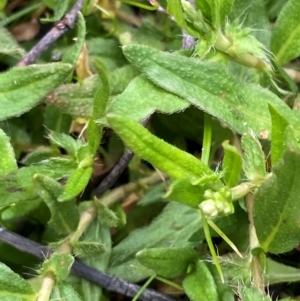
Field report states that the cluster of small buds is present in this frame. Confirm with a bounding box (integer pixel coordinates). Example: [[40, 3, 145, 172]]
[[181, 0, 211, 35], [199, 188, 234, 218]]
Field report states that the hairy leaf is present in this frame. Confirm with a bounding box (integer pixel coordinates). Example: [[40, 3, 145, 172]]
[[0, 129, 17, 176], [183, 260, 218, 301], [0, 63, 72, 120], [241, 132, 266, 180], [0, 262, 37, 301], [33, 174, 79, 234], [271, 0, 300, 64], [122, 45, 295, 136], [136, 247, 198, 278], [253, 149, 300, 254], [107, 76, 189, 123], [107, 114, 214, 180], [222, 140, 242, 187], [269, 104, 289, 165]]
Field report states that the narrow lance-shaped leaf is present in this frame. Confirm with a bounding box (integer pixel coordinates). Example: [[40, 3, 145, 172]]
[[107, 114, 214, 180], [222, 140, 242, 187], [253, 148, 300, 254], [210, 0, 235, 29], [271, 0, 300, 64], [183, 260, 219, 301], [0, 129, 17, 176], [122, 45, 297, 137], [268, 104, 289, 165], [88, 59, 110, 155], [0, 63, 72, 121], [58, 165, 93, 202], [241, 132, 266, 181], [0, 262, 37, 301], [33, 174, 79, 234]]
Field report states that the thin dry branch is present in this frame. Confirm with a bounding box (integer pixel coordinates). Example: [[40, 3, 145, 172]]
[[0, 226, 176, 301], [17, 0, 85, 66]]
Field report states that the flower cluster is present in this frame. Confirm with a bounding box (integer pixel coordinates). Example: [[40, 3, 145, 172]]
[[199, 188, 234, 218]]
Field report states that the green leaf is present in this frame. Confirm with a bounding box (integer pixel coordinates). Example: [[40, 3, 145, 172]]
[[183, 260, 218, 301], [167, 0, 186, 28], [108, 202, 202, 282], [265, 258, 300, 285], [97, 201, 119, 227], [268, 104, 290, 165], [51, 282, 83, 301], [210, 0, 235, 29], [164, 178, 208, 207], [40, 0, 72, 22], [0, 63, 72, 121], [40, 253, 74, 282], [0, 129, 17, 176], [253, 148, 300, 254], [239, 287, 272, 301], [0, 262, 37, 301], [110, 65, 140, 96], [33, 174, 79, 235], [79, 214, 111, 301], [271, 0, 300, 64], [207, 263, 235, 301], [122, 45, 295, 136], [107, 114, 213, 180], [107, 75, 189, 123], [59, 166, 93, 202], [48, 131, 82, 158], [241, 132, 266, 180], [72, 241, 106, 258], [44, 104, 72, 134], [87, 59, 109, 155], [0, 164, 76, 210], [222, 140, 242, 187], [49, 75, 97, 117], [0, 27, 25, 58], [136, 247, 198, 278]]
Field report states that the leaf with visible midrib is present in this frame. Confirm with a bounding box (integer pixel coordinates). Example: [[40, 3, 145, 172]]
[[0, 63, 72, 121], [122, 45, 297, 137], [0, 262, 37, 301], [271, 0, 300, 64], [253, 148, 300, 254]]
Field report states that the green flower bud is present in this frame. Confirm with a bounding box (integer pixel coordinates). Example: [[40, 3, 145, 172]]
[[199, 200, 218, 217]]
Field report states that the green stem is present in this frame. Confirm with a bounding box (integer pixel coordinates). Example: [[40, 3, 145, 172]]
[[201, 113, 212, 165], [37, 271, 56, 301], [0, 2, 41, 26], [119, 0, 158, 10], [208, 219, 243, 258], [201, 211, 224, 283], [132, 274, 156, 301]]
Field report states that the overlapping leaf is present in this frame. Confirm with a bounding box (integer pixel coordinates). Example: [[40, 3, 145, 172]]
[[122, 45, 297, 137]]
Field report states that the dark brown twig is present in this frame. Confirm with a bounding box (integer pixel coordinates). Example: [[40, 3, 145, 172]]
[[0, 226, 176, 301], [17, 0, 85, 66], [94, 117, 151, 198]]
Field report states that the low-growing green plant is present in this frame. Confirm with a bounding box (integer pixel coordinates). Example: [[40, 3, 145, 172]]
[[1, 0, 300, 300]]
